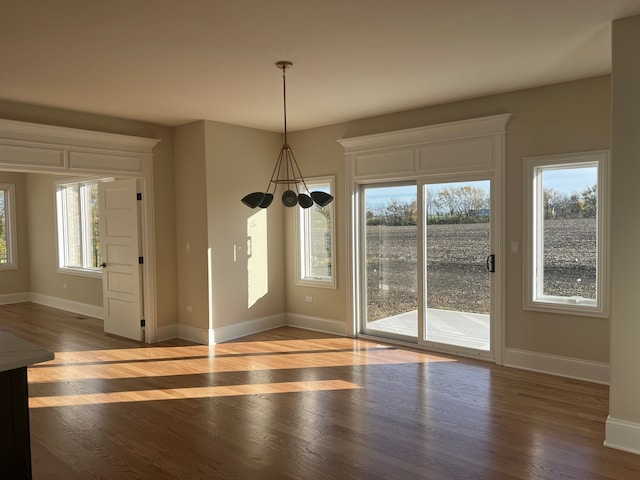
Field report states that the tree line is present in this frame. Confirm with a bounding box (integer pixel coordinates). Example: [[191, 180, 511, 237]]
[[544, 185, 596, 219], [367, 186, 489, 226], [366, 184, 597, 226]]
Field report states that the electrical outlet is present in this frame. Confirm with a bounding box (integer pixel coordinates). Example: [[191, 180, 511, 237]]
[[305, 296, 313, 303], [186, 305, 193, 312]]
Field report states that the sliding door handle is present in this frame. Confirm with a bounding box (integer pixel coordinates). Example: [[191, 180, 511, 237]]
[[486, 254, 495, 273]]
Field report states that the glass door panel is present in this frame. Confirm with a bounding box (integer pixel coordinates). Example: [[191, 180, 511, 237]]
[[363, 184, 418, 340], [424, 180, 491, 351]]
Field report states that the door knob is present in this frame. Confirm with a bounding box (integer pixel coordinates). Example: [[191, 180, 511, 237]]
[[101, 262, 107, 268]]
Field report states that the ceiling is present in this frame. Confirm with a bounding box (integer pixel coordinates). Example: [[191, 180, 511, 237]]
[[2, 0, 640, 132]]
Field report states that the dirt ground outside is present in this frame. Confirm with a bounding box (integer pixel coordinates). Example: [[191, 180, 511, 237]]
[[366, 218, 596, 321]]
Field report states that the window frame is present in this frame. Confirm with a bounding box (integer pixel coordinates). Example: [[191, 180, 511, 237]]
[[295, 176, 336, 289], [0, 183, 18, 271], [524, 150, 609, 317], [55, 177, 111, 278]]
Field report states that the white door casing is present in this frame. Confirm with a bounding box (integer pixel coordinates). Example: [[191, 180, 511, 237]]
[[99, 179, 143, 341], [0, 119, 159, 343], [339, 114, 510, 364]]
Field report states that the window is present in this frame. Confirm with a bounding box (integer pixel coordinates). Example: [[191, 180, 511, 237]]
[[56, 179, 107, 276], [0, 184, 17, 270], [296, 177, 336, 288], [524, 151, 609, 316]]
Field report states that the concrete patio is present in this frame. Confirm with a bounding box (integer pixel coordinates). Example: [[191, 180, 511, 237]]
[[367, 308, 490, 351]]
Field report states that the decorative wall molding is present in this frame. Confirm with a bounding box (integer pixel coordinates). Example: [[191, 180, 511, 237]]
[[338, 114, 511, 153], [605, 417, 640, 455], [0, 118, 159, 175], [503, 347, 609, 384]]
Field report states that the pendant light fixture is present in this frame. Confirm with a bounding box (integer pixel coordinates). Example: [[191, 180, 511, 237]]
[[241, 61, 334, 209]]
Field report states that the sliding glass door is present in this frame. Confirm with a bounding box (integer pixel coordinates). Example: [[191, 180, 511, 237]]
[[359, 178, 494, 357], [423, 179, 491, 352], [362, 183, 418, 341]]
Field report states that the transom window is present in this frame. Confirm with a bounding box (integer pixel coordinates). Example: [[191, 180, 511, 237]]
[[296, 177, 336, 288], [56, 178, 110, 276], [0, 184, 17, 270], [524, 151, 609, 316]]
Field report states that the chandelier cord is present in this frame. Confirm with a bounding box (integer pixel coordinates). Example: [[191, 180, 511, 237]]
[[282, 64, 288, 146]]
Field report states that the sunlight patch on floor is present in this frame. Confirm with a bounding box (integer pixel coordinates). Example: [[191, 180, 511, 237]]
[[29, 379, 361, 408]]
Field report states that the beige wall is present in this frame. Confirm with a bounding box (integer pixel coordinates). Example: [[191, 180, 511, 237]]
[[286, 75, 611, 363], [0, 172, 29, 294], [0, 100, 178, 327], [610, 15, 640, 427], [174, 121, 209, 329], [25, 173, 102, 305], [173, 120, 285, 331], [204, 121, 285, 328]]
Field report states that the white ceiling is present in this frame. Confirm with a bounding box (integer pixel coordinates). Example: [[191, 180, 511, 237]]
[[2, 0, 640, 132]]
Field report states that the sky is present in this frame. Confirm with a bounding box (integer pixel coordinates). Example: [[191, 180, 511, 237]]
[[542, 167, 597, 194]]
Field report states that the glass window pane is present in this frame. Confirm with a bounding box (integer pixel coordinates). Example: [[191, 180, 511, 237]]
[[0, 190, 7, 264], [63, 184, 82, 268], [56, 180, 105, 273], [307, 203, 331, 278], [541, 166, 597, 300], [82, 183, 101, 268], [298, 178, 335, 286], [364, 184, 418, 335]]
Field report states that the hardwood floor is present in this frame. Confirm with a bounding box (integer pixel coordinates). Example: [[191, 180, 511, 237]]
[[1, 302, 639, 479]]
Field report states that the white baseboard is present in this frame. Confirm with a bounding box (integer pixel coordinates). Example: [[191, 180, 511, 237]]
[[605, 416, 640, 455], [286, 313, 348, 336], [176, 323, 210, 345], [156, 323, 179, 343], [503, 347, 609, 384], [29, 292, 104, 320], [0, 292, 30, 305], [210, 313, 286, 344], [176, 313, 287, 345], [158, 314, 343, 345]]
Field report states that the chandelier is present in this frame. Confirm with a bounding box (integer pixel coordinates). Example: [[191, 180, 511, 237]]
[[241, 61, 334, 209]]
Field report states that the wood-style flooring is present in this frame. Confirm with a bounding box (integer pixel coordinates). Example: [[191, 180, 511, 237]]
[[1, 302, 639, 479]]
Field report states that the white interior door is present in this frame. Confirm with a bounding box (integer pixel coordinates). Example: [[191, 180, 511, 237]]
[[99, 179, 143, 341]]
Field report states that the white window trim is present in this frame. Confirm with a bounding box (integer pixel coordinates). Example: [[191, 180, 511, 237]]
[[55, 176, 113, 278], [524, 150, 610, 317], [0, 183, 18, 271], [295, 176, 337, 289]]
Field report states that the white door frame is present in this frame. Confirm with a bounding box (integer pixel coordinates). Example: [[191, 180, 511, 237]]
[[0, 119, 160, 344], [339, 114, 510, 364]]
